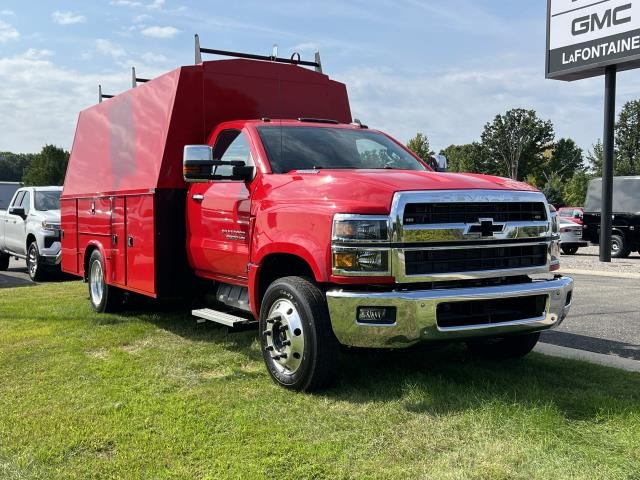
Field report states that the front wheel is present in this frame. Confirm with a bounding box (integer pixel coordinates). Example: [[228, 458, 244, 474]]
[[88, 249, 121, 312], [611, 234, 631, 258], [27, 242, 45, 282], [467, 332, 540, 360], [561, 245, 578, 255], [259, 276, 340, 391]]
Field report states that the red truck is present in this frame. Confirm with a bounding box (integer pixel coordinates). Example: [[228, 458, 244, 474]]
[[62, 39, 574, 391]]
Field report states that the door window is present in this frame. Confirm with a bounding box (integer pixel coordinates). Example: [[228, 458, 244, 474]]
[[211, 130, 253, 178], [19, 191, 30, 215], [11, 191, 25, 207]]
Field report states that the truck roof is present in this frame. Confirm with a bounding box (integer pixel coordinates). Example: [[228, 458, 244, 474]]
[[63, 59, 351, 197]]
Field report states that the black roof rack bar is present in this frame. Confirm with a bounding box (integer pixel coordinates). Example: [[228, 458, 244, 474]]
[[298, 118, 339, 124], [98, 85, 114, 103], [131, 67, 150, 88], [194, 34, 322, 73]]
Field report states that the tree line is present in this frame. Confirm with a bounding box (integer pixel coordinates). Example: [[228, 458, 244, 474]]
[[407, 101, 640, 207], [0, 145, 69, 186]]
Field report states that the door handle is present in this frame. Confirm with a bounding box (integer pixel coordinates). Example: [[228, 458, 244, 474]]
[[127, 236, 134, 247], [192, 194, 204, 202]]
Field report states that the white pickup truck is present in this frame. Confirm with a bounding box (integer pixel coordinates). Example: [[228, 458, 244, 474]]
[[0, 186, 62, 281]]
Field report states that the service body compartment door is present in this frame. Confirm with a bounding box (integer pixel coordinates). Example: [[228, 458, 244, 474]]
[[125, 194, 155, 295], [110, 197, 126, 286], [60, 198, 79, 274]]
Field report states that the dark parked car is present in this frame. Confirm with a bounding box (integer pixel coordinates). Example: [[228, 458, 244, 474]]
[[582, 176, 640, 258]]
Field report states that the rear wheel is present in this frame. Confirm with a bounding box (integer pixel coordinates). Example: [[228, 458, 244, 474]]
[[27, 241, 45, 282], [88, 249, 121, 312], [611, 234, 631, 258], [467, 332, 540, 359], [0, 252, 9, 271], [259, 276, 340, 391], [561, 245, 578, 255]]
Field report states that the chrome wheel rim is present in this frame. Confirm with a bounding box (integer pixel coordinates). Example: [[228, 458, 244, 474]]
[[90, 260, 104, 306], [264, 299, 305, 374], [28, 244, 38, 278], [612, 240, 620, 253]]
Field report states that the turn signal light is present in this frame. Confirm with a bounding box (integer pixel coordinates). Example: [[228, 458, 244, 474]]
[[334, 252, 356, 268]]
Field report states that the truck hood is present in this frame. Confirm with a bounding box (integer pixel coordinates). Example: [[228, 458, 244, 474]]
[[34, 209, 61, 222], [264, 170, 539, 213]]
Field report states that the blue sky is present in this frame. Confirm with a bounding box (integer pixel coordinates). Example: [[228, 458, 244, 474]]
[[1, 0, 640, 155]]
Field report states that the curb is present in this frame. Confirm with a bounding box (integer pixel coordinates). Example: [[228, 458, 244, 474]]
[[535, 342, 640, 372], [559, 268, 640, 279]]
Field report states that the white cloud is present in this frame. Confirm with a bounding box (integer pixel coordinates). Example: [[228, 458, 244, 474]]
[[140, 26, 179, 39], [110, 0, 143, 7], [96, 39, 127, 58], [0, 20, 19, 42], [0, 50, 128, 152], [133, 14, 151, 23], [0, 10, 15, 16], [141, 52, 167, 63], [52, 10, 87, 25]]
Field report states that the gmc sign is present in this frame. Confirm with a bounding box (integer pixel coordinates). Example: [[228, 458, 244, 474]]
[[547, 0, 640, 80]]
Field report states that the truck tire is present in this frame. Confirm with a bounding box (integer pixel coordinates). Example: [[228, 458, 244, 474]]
[[467, 332, 540, 360], [88, 249, 121, 313], [0, 252, 9, 271], [561, 246, 578, 255], [27, 241, 46, 282], [259, 276, 340, 391], [611, 234, 631, 258]]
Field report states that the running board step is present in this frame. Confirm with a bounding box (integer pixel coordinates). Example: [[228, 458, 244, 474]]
[[192, 308, 255, 327]]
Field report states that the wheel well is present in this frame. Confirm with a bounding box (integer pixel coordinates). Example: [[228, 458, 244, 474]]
[[257, 254, 315, 311], [612, 229, 625, 239], [25, 234, 36, 251], [83, 246, 98, 281]]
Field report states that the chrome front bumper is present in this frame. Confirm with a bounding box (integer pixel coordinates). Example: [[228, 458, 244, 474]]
[[326, 276, 573, 348]]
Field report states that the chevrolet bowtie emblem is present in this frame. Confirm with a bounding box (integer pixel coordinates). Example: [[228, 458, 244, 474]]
[[465, 218, 504, 237]]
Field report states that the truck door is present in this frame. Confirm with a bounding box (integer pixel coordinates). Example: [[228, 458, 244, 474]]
[[5, 190, 29, 254], [187, 129, 254, 281]]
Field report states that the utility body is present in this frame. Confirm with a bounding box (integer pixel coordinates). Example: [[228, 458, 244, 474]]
[[62, 45, 574, 390]]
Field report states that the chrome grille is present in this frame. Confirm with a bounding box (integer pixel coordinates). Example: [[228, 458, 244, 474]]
[[403, 202, 547, 224], [404, 244, 548, 275], [390, 190, 554, 283]]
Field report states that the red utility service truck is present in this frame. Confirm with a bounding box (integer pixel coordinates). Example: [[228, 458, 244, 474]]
[[62, 38, 574, 390]]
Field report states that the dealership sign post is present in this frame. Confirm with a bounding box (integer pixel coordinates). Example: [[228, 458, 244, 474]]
[[546, 0, 640, 261]]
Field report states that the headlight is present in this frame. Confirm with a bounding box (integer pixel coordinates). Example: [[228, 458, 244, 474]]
[[332, 214, 391, 276], [333, 249, 389, 273], [42, 221, 61, 231], [332, 215, 390, 242]]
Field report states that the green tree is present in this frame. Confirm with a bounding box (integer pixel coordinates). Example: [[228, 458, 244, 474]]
[[615, 100, 640, 175], [563, 171, 592, 206], [586, 140, 603, 176], [406, 132, 434, 162], [480, 108, 555, 180], [541, 172, 565, 207], [0, 152, 34, 182], [440, 143, 492, 174], [22, 145, 69, 186], [547, 138, 584, 179]]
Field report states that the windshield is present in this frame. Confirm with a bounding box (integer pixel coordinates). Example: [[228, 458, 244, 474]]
[[257, 126, 428, 173], [34, 191, 61, 211]]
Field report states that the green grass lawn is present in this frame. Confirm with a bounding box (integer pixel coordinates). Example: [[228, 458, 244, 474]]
[[1, 281, 639, 479]]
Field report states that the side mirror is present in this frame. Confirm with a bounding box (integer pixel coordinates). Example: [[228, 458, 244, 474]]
[[183, 144, 255, 182], [434, 154, 448, 172], [183, 145, 214, 183], [9, 206, 26, 218]]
